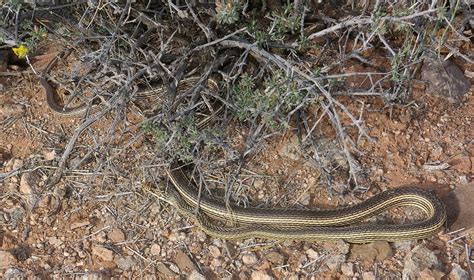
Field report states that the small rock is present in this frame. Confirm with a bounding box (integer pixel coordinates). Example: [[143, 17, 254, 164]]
[[48, 236, 63, 247], [323, 240, 350, 254], [362, 271, 375, 280], [150, 244, 161, 256], [254, 179, 264, 188], [265, 252, 284, 265], [19, 173, 33, 195], [3, 268, 23, 278], [278, 135, 300, 161], [156, 263, 177, 277], [92, 246, 114, 262], [173, 250, 196, 273], [114, 255, 135, 271], [350, 241, 393, 262], [448, 264, 469, 280], [70, 220, 90, 230], [421, 53, 471, 102], [449, 156, 474, 174], [208, 245, 221, 258], [43, 150, 56, 161], [187, 270, 206, 280], [419, 268, 444, 280], [251, 270, 273, 280], [305, 248, 319, 260], [402, 244, 440, 280], [242, 253, 258, 265], [108, 228, 125, 243], [325, 254, 345, 271], [0, 250, 16, 269], [210, 258, 222, 269], [341, 262, 354, 276], [299, 193, 311, 206], [450, 182, 474, 231]]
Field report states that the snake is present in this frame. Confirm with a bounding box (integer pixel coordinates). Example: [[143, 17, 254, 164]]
[[39, 73, 447, 243]]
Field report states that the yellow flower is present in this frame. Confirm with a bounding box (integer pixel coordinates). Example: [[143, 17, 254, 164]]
[[12, 45, 28, 59]]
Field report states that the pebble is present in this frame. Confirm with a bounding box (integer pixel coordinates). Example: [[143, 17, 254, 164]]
[[362, 271, 375, 280], [325, 254, 345, 271], [0, 250, 16, 269], [211, 258, 222, 269], [3, 268, 23, 278], [305, 248, 319, 260], [420, 53, 470, 102], [419, 268, 444, 280], [254, 179, 264, 188], [92, 245, 114, 262], [341, 262, 354, 276], [150, 244, 161, 256], [299, 193, 311, 206], [402, 245, 440, 280], [43, 150, 56, 161], [209, 245, 221, 258], [265, 252, 284, 265], [173, 250, 196, 272], [19, 173, 33, 195], [156, 263, 177, 277], [188, 270, 206, 280], [350, 241, 393, 262], [114, 255, 135, 271], [251, 270, 273, 280], [242, 253, 258, 265], [448, 264, 469, 280], [108, 228, 125, 243]]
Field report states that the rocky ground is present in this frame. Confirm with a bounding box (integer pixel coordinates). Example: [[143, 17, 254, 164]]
[[1, 2, 473, 279]]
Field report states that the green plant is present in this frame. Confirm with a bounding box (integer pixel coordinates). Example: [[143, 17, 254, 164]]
[[215, 0, 240, 25], [269, 3, 301, 41], [232, 70, 306, 129], [142, 122, 168, 149]]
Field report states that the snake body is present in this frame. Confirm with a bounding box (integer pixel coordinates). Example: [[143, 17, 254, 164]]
[[40, 77, 92, 117], [40, 75, 447, 242]]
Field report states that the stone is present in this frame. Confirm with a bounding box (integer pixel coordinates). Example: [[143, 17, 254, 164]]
[[450, 183, 474, 231], [210, 258, 222, 269], [305, 248, 319, 260], [208, 245, 221, 258], [70, 220, 90, 230], [188, 270, 206, 280], [19, 173, 33, 195], [448, 264, 469, 280], [420, 268, 445, 280], [92, 246, 114, 262], [421, 53, 471, 102], [265, 252, 284, 265], [350, 241, 393, 262], [150, 244, 161, 256], [251, 271, 273, 280], [402, 245, 440, 280], [43, 150, 56, 161], [156, 263, 177, 277], [341, 262, 354, 276], [3, 268, 23, 278], [299, 193, 311, 206], [362, 271, 375, 280], [173, 250, 196, 273], [0, 250, 16, 269], [108, 228, 125, 243], [114, 255, 135, 271], [325, 254, 345, 271], [242, 253, 258, 265]]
